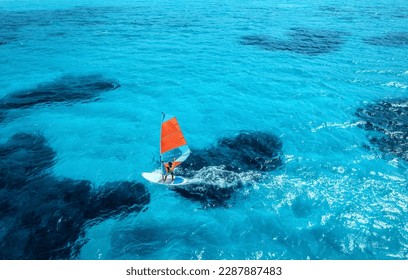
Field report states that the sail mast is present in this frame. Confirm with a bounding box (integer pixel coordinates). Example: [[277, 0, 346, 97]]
[[160, 112, 165, 173]]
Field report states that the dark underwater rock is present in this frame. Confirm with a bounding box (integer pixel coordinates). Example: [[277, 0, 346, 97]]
[[87, 181, 150, 221], [0, 133, 150, 259], [0, 34, 17, 46], [172, 131, 283, 207], [0, 74, 120, 124], [240, 28, 347, 55], [0, 133, 56, 189], [172, 167, 245, 208], [0, 74, 120, 111], [356, 99, 408, 161], [182, 131, 283, 173], [363, 32, 408, 47], [0, 110, 6, 123]]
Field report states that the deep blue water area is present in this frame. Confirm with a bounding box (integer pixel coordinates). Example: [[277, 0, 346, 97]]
[[0, 0, 407, 260]]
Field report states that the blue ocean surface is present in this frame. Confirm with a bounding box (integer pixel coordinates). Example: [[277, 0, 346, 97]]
[[0, 0, 407, 260]]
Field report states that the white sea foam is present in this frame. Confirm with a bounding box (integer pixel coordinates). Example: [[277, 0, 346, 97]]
[[357, 69, 393, 74], [311, 121, 365, 132], [390, 102, 408, 108], [382, 81, 408, 89], [188, 165, 263, 188], [377, 172, 406, 182]]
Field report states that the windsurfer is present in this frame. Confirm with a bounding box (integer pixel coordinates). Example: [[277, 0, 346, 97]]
[[163, 158, 176, 182]]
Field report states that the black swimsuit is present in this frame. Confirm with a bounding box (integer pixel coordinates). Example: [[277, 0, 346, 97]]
[[166, 165, 173, 174]]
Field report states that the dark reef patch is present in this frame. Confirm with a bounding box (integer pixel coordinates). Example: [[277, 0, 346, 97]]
[[0, 74, 120, 111], [0, 7, 117, 47], [356, 99, 408, 161], [0, 34, 17, 46], [172, 168, 245, 208], [363, 32, 408, 47], [0, 133, 150, 259], [0, 74, 120, 123], [0, 7, 114, 31], [240, 28, 347, 55], [170, 131, 283, 208], [183, 131, 283, 173], [0, 133, 56, 189]]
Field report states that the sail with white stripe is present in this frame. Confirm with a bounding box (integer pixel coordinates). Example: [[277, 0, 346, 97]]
[[160, 113, 191, 171]]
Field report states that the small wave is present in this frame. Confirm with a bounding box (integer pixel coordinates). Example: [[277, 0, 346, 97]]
[[311, 121, 365, 132], [382, 81, 408, 89], [398, 70, 408, 76], [390, 101, 408, 108], [377, 172, 405, 182], [388, 158, 400, 168], [356, 69, 393, 74]]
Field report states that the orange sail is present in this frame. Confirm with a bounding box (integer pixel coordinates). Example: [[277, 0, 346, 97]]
[[160, 113, 190, 169]]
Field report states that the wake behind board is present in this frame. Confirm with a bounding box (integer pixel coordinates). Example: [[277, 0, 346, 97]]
[[142, 172, 189, 186]]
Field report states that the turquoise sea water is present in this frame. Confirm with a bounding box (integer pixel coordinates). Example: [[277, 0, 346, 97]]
[[0, 0, 407, 259]]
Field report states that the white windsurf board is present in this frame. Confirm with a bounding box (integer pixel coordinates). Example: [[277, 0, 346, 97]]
[[142, 172, 189, 186]]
